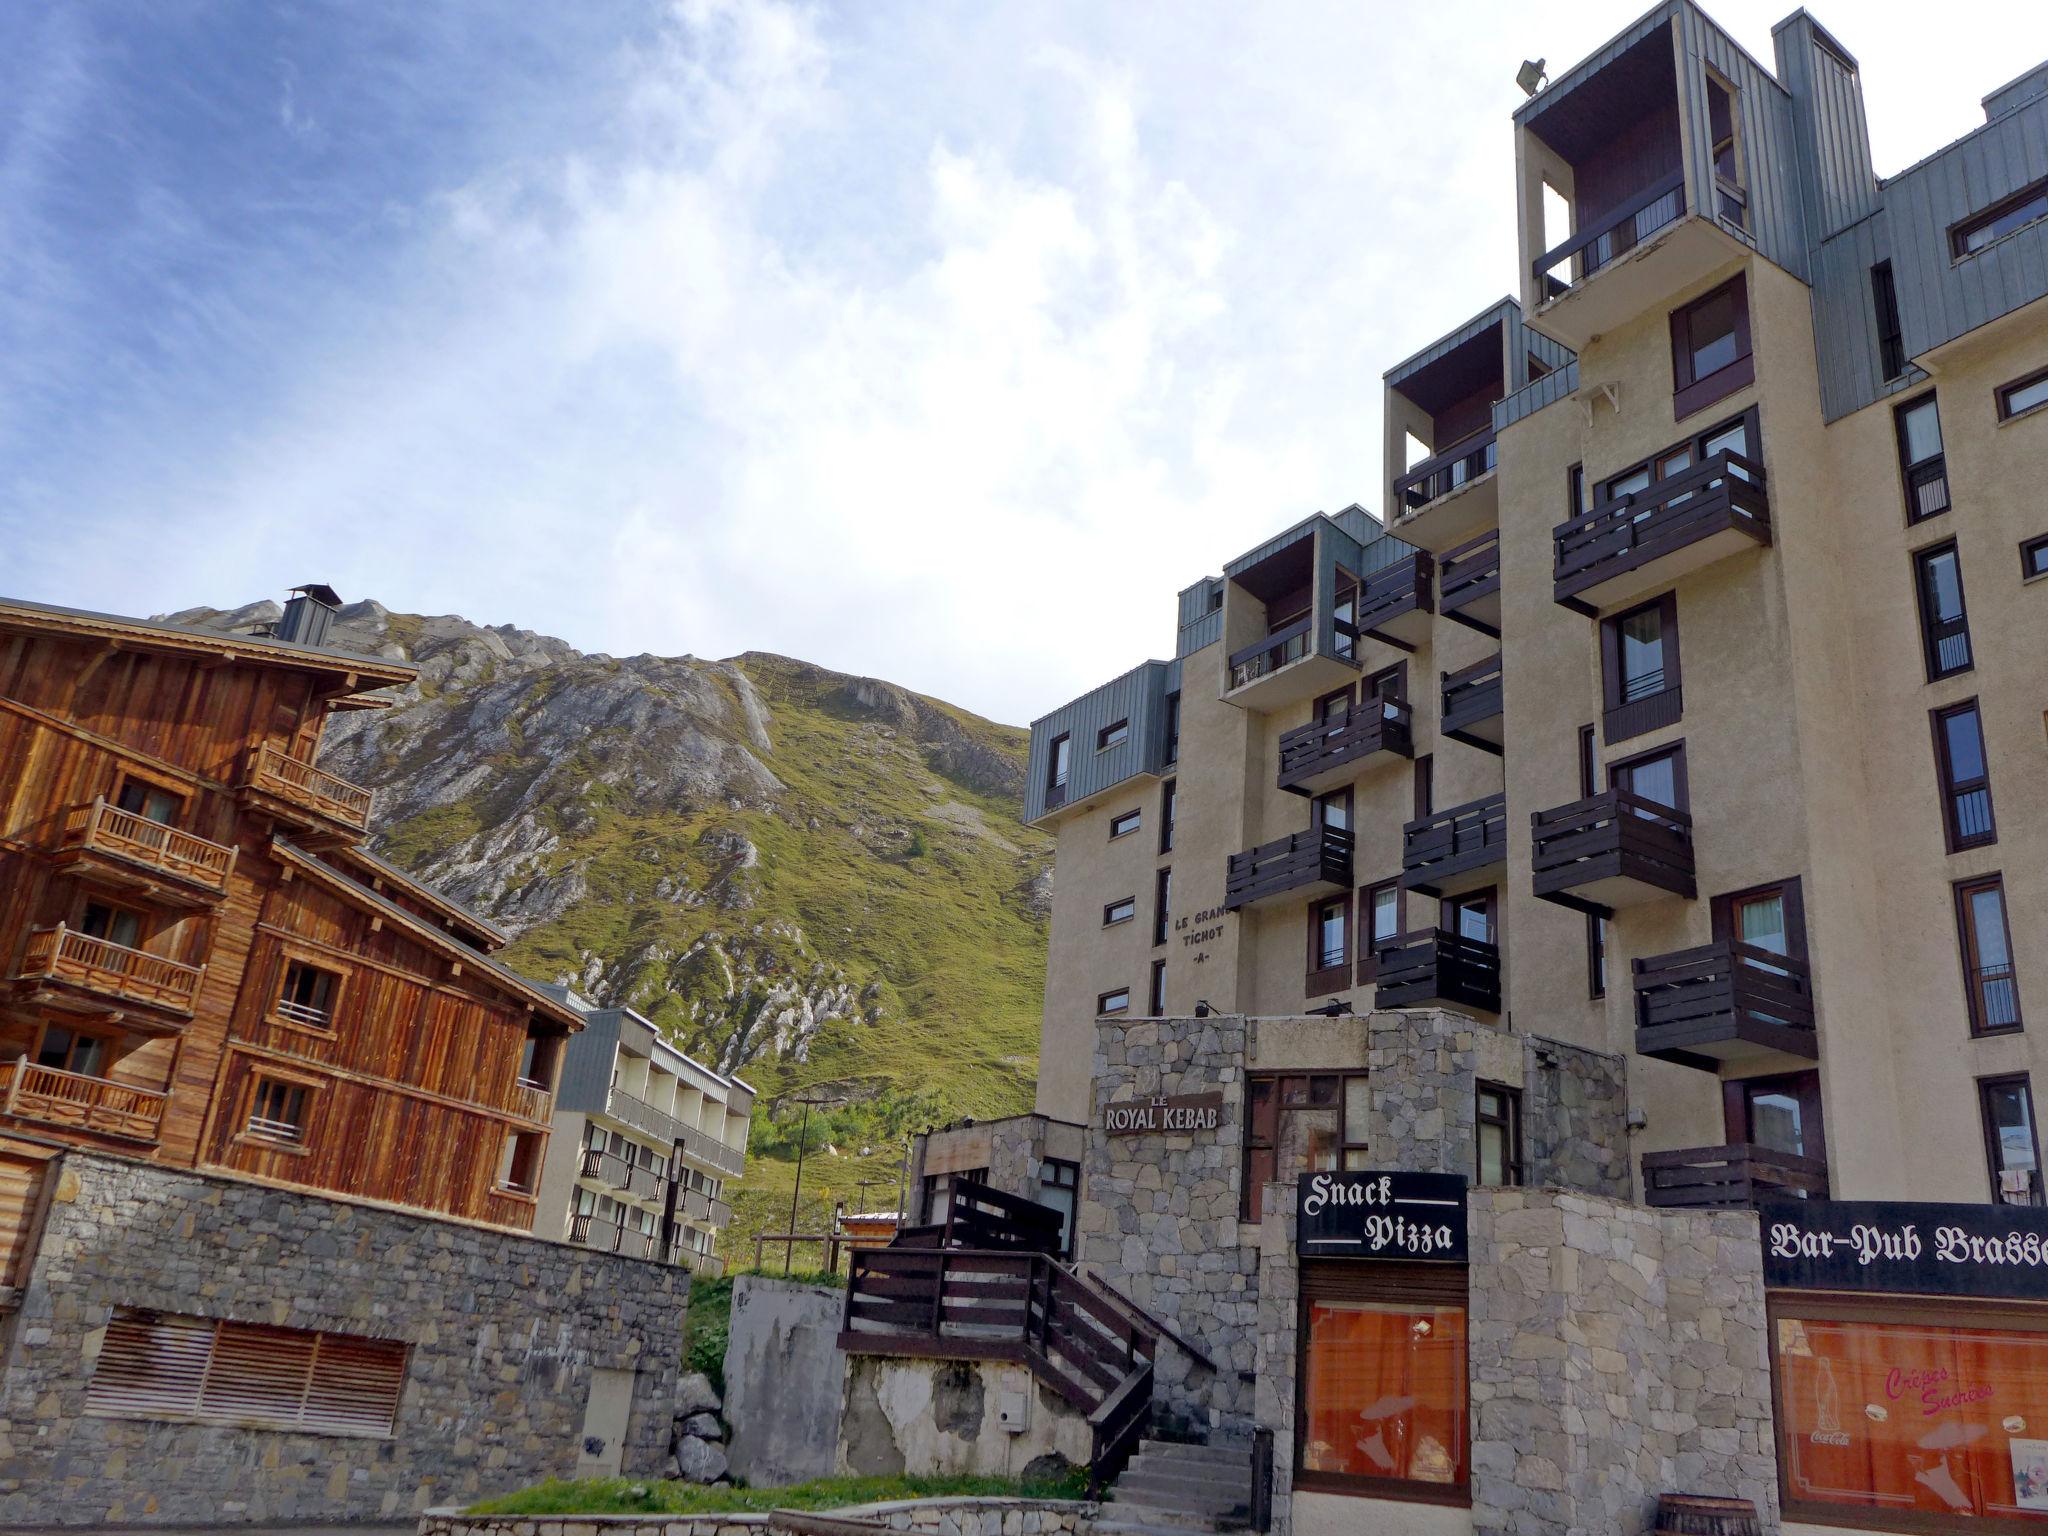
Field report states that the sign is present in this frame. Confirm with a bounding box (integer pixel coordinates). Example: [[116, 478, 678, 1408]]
[[1297, 1170, 1468, 1262], [1103, 1092, 1224, 1137], [1762, 1199, 2048, 1302]]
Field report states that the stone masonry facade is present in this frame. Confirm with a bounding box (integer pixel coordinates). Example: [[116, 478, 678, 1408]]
[[0, 1149, 687, 1526]]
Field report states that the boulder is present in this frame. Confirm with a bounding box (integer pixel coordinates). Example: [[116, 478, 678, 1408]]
[[674, 1433, 730, 1484], [676, 1372, 723, 1418], [682, 1411, 723, 1441]]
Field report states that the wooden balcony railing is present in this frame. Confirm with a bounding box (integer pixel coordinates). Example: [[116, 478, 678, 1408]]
[[1552, 449, 1771, 610], [1396, 430, 1497, 513], [243, 743, 373, 835], [1227, 616, 1313, 690], [1276, 699, 1413, 795], [62, 798, 235, 894], [2, 1060, 168, 1143], [1439, 656, 1504, 754], [510, 1077, 553, 1125], [1530, 789, 1695, 916], [1372, 930, 1502, 1014], [1634, 940, 1818, 1070], [1354, 552, 1436, 644], [16, 925, 203, 1016], [1223, 825, 1354, 912], [1642, 1143, 1829, 1210], [1400, 793, 1507, 897], [1532, 170, 1686, 296], [1438, 527, 1501, 637]]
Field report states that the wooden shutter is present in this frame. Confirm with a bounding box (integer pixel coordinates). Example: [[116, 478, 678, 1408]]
[[302, 1332, 409, 1435], [86, 1310, 214, 1418]]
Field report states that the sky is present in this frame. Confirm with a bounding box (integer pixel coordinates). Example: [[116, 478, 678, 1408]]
[[2, 1, 2042, 726]]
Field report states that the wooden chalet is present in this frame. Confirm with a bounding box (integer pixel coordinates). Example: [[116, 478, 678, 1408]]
[[0, 590, 579, 1243]]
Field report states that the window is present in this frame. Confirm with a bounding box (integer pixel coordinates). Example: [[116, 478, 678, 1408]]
[[1870, 261, 1905, 380], [516, 1032, 554, 1092], [1772, 1303, 2048, 1524], [78, 900, 144, 950], [1670, 277, 1753, 417], [1108, 808, 1142, 840], [1096, 719, 1129, 751], [34, 1023, 108, 1078], [1039, 1159, 1080, 1257], [497, 1130, 543, 1195], [1601, 411, 1756, 506], [276, 960, 339, 1029], [1153, 867, 1171, 946], [1997, 366, 2048, 421], [2023, 534, 2048, 580], [1413, 755, 1434, 820], [1476, 1083, 1523, 1187], [1609, 742, 1688, 814], [1148, 958, 1167, 1017], [1159, 779, 1177, 853], [1600, 592, 1681, 742], [1567, 462, 1590, 517], [1364, 662, 1408, 708], [1980, 1075, 2044, 1206], [1046, 734, 1070, 803], [1103, 897, 1136, 927], [1895, 393, 1949, 522], [86, 1308, 407, 1438], [1951, 177, 2048, 259], [1308, 897, 1350, 995], [1315, 684, 1354, 724], [1956, 876, 2022, 1036], [1242, 1072, 1371, 1222], [1577, 723, 1597, 798], [1332, 578, 1358, 662], [1586, 914, 1607, 999], [1706, 71, 1746, 226], [1313, 788, 1352, 835], [1931, 701, 1996, 851], [1358, 879, 1403, 982], [1297, 1262, 1467, 1500], [1161, 692, 1181, 765], [1912, 541, 1973, 680], [1097, 988, 1130, 1016], [1442, 889, 1494, 946], [919, 1166, 987, 1225], [114, 777, 183, 826], [246, 1077, 310, 1145]]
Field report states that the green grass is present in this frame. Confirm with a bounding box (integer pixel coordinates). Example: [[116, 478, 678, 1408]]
[[681, 1272, 734, 1396], [469, 1469, 1090, 1516]]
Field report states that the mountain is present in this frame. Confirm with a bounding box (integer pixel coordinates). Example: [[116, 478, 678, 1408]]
[[169, 598, 1052, 1242]]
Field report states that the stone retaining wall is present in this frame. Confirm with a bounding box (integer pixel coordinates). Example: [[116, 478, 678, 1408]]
[[418, 1496, 1097, 1536]]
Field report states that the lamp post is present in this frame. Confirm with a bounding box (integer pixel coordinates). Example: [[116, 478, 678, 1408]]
[[786, 1094, 836, 1276]]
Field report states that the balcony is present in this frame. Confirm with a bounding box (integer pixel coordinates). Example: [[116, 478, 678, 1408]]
[[1276, 699, 1413, 797], [1224, 616, 1362, 714], [1642, 1143, 1829, 1210], [1391, 432, 1499, 552], [14, 926, 203, 1018], [1223, 826, 1354, 913], [1372, 930, 1502, 1015], [1553, 450, 1770, 615], [1438, 529, 1500, 637], [676, 1248, 726, 1277], [1354, 552, 1435, 651], [1634, 941, 1818, 1071], [1, 1059, 167, 1143], [677, 1122, 746, 1178], [1529, 790, 1695, 917], [708, 1196, 733, 1228], [607, 1084, 685, 1144], [240, 743, 373, 841], [616, 1228, 660, 1261], [510, 1076, 553, 1125], [681, 1187, 712, 1222], [569, 1213, 622, 1253], [1400, 794, 1507, 899], [55, 799, 235, 902], [1439, 657, 1503, 756]]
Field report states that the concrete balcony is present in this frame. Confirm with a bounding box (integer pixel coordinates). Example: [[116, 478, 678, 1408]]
[[1553, 450, 1770, 616], [1223, 826, 1354, 913], [1390, 433, 1499, 554], [1400, 794, 1507, 899], [1530, 790, 1695, 918], [1633, 941, 1817, 1072], [1276, 699, 1413, 797], [1223, 617, 1362, 714]]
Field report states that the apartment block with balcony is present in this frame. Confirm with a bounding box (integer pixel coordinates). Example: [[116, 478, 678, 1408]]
[[535, 1000, 752, 1274]]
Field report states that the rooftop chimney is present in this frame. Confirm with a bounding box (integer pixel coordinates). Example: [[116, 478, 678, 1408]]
[[275, 584, 342, 648]]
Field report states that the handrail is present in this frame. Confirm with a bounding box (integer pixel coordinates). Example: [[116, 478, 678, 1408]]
[[64, 797, 237, 888], [1555, 448, 1767, 548], [1070, 1261, 1214, 1372], [246, 742, 373, 828], [3, 1059, 169, 1141], [1395, 428, 1498, 510], [1226, 614, 1313, 673], [18, 924, 205, 1013], [1531, 170, 1686, 287]]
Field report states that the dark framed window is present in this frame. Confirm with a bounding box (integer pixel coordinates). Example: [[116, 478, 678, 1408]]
[[1296, 1260, 1468, 1504], [1955, 875, 2022, 1036], [1148, 958, 1167, 1018], [1931, 700, 1995, 851], [1242, 1072, 1371, 1222], [276, 960, 341, 1029], [1358, 878, 1403, 983], [1600, 592, 1682, 742], [1980, 1075, 2045, 1206], [1039, 1158, 1080, 1257], [1096, 988, 1130, 1016], [1313, 787, 1352, 833], [246, 1077, 311, 1145], [1608, 741, 1689, 814], [497, 1130, 543, 1195], [1153, 867, 1171, 946], [1332, 575, 1359, 662], [1307, 896, 1350, 996], [1951, 178, 2048, 259], [1364, 661, 1408, 706], [1413, 755, 1434, 820], [1441, 888, 1495, 946], [1600, 409, 1757, 505], [78, 898, 145, 950], [1103, 897, 1136, 927], [1096, 719, 1129, 751], [1161, 692, 1181, 765], [1577, 723, 1597, 797], [919, 1166, 987, 1225], [33, 1022, 109, 1078], [1705, 70, 1746, 226], [1567, 462, 1590, 516], [1046, 734, 1070, 802], [1586, 914, 1607, 999], [1710, 877, 1808, 965], [1159, 778, 1177, 853], [1894, 392, 1948, 522], [1476, 1083, 1524, 1186], [1108, 807, 1142, 840], [1911, 540, 1972, 680], [1314, 684, 1354, 723], [1869, 261, 1904, 380], [1670, 276, 1754, 418], [114, 777, 184, 826], [2023, 534, 2048, 581], [1996, 366, 2048, 421]]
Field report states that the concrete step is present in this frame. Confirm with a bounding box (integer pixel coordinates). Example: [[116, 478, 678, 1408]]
[[1107, 1484, 1251, 1520], [1137, 1438, 1254, 1467], [1122, 1452, 1249, 1482], [1096, 1504, 1248, 1535], [1115, 1468, 1248, 1501]]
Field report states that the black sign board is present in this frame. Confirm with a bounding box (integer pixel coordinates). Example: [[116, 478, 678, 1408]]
[[1103, 1092, 1224, 1137], [1761, 1199, 2048, 1302], [1297, 1170, 1467, 1262]]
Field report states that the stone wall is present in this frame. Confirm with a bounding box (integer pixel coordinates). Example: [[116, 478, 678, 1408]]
[[421, 1497, 1099, 1536], [1517, 1035, 1630, 1200], [723, 1275, 847, 1487], [0, 1149, 686, 1526], [837, 1356, 1092, 1480]]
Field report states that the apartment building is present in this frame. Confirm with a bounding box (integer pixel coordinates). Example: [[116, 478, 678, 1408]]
[[979, 9, 2048, 1533], [0, 589, 683, 1524], [535, 998, 752, 1274]]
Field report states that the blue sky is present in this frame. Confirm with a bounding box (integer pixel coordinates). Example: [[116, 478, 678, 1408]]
[[2, 1, 2040, 724]]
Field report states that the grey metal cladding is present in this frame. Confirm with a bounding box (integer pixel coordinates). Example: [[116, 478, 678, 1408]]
[[1772, 11, 1878, 246], [1984, 64, 2048, 124], [1514, 3, 1679, 132], [1384, 298, 1518, 388], [1224, 513, 1321, 581], [1022, 658, 1174, 822], [556, 1010, 623, 1115], [1178, 576, 1224, 657], [1178, 607, 1223, 657], [1494, 360, 1580, 432], [1676, 4, 1807, 281]]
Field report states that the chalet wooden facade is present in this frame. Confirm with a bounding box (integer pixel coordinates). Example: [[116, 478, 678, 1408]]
[[0, 593, 579, 1236]]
